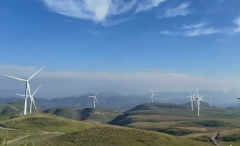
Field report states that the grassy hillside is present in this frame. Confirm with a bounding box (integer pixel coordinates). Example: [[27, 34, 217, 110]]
[[218, 129, 240, 146], [30, 126, 213, 146], [0, 113, 94, 133], [108, 102, 240, 137], [44, 107, 120, 123], [0, 101, 42, 115]]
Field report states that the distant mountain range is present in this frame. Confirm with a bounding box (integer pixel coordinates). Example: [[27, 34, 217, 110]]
[[0, 90, 238, 110]]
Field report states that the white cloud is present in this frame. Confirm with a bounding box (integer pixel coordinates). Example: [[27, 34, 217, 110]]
[[159, 28, 220, 37], [159, 2, 191, 18], [181, 22, 207, 29], [41, 0, 166, 26], [87, 29, 101, 36], [184, 28, 220, 36], [234, 17, 240, 33], [0, 64, 239, 97], [101, 17, 132, 27], [159, 31, 179, 35]]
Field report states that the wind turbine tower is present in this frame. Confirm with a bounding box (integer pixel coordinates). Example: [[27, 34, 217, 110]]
[[16, 85, 42, 113], [195, 93, 204, 117], [4, 67, 44, 115], [150, 89, 157, 103], [187, 93, 195, 111], [209, 96, 211, 106], [88, 91, 99, 108]]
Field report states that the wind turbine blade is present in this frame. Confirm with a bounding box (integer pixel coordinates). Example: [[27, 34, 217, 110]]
[[95, 91, 99, 96], [150, 89, 153, 94], [4, 74, 26, 82], [32, 85, 42, 96], [16, 94, 27, 97], [88, 96, 95, 98], [150, 95, 153, 99], [95, 97, 98, 103], [32, 98, 38, 112], [28, 66, 44, 81]]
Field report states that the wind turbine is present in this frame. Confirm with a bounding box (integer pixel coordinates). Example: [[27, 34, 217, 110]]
[[150, 89, 157, 103], [16, 85, 42, 113], [195, 93, 204, 117], [209, 96, 211, 106], [187, 93, 195, 111], [88, 91, 99, 108], [4, 66, 44, 115]]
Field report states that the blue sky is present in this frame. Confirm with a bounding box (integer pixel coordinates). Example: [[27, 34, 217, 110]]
[[0, 0, 240, 96]]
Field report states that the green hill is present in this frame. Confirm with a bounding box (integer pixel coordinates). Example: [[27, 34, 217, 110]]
[[30, 126, 213, 146], [43, 107, 120, 123], [0, 101, 42, 115], [0, 113, 94, 133], [108, 102, 240, 136]]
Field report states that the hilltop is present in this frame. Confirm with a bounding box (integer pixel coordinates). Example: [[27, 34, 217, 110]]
[[0, 112, 214, 146], [0, 101, 42, 115], [0, 113, 94, 133], [43, 107, 120, 123], [30, 126, 213, 146], [108, 102, 240, 136]]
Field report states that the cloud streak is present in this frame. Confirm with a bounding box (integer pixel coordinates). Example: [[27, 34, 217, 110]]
[[159, 28, 220, 37], [41, 0, 166, 26], [184, 28, 220, 36], [159, 2, 191, 18], [181, 22, 208, 29], [160, 16, 240, 37], [234, 17, 240, 33]]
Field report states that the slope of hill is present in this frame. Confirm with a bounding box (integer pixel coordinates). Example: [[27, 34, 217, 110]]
[[108, 102, 240, 136], [0, 113, 94, 133], [0, 101, 42, 115], [43, 107, 120, 123], [30, 126, 213, 146]]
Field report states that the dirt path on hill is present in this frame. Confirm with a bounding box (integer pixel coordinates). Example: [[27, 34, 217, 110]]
[[0, 125, 65, 144], [211, 132, 222, 146]]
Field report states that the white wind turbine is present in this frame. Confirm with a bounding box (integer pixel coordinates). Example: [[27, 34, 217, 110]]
[[209, 96, 211, 106], [88, 91, 99, 108], [195, 91, 204, 117], [4, 67, 44, 115], [150, 89, 157, 103], [16, 85, 42, 113], [187, 92, 195, 111]]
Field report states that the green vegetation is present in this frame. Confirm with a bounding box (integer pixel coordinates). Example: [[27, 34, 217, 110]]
[[44, 107, 120, 123], [0, 101, 42, 115], [0, 113, 94, 133], [108, 102, 240, 137], [0, 102, 240, 145], [30, 126, 213, 146], [0, 114, 19, 122]]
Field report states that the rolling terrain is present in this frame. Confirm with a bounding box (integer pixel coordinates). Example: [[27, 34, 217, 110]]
[[108, 102, 240, 138], [0, 113, 214, 146], [43, 107, 120, 123], [0, 101, 42, 115]]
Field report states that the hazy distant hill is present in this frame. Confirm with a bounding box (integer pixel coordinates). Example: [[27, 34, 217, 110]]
[[0, 90, 238, 110]]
